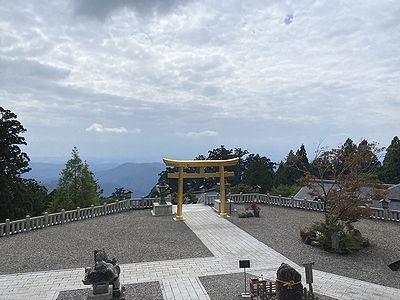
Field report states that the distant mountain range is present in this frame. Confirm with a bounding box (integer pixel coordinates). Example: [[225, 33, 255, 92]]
[[23, 162, 166, 197]]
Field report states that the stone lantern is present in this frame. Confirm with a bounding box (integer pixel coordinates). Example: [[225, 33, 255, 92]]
[[152, 180, 173, 216], [157, 181, 169, 205]]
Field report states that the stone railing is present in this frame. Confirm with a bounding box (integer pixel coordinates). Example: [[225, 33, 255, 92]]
[[369, 207, 400, 222], [205, 193, 400, 222], [0, 197, 157, 238]]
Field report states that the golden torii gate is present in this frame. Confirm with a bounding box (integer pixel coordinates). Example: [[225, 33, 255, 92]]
[[163, 157, 239, 220]]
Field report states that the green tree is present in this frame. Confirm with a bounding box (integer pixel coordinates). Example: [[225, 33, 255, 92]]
[[49, 147, 100, 212], [18, 179, 48, 217], [379, 136, 400, 183], [111, 187, 131, 201], [0, 107, 30, 178], [300, 140, 385, 223], [242, 154, 275, 192], [271, 184, 300, 197], [0, 107, 31, 221], [274, 145, 310, 187]]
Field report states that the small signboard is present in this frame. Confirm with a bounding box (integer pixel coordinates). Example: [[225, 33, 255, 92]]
[[239, 260, 251, 298], [239, 260, 250, 269]]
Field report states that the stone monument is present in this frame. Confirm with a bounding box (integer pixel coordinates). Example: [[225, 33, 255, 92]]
[[275, 263, 303, 300], [152, 180, 173, 216], [82, 250, 124, 299]]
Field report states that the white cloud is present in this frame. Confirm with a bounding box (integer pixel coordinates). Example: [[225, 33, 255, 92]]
[[85, 123, 134, 134], [1, 0, 400, 161], [181, 130, 218, 137]]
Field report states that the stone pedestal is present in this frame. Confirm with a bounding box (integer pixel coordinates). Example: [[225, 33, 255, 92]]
[[88, 283, 113, 300], [213, 199, 235, 214], [152, 202, 173, 216]]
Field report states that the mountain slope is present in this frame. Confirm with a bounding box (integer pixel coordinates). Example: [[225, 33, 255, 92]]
[[24, 162, 165, 198], [95, 162, 165, 197]]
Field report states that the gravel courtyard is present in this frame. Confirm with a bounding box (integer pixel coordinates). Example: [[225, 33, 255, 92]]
[[230, 204, 400, 289], [0, 209, 213, 274]]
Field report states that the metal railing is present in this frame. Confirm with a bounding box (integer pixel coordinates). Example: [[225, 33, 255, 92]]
[[0, 197, 157, 237]]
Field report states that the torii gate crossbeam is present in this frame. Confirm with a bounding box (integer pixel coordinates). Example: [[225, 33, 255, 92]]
[[163, 158, 239, 220]]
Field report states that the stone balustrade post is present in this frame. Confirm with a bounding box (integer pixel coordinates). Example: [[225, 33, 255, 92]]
[[61, 209, 65, 224], [267, 193, 270, 204], [304, 198, 308, 209], [44, 212, 49, 227], [76, 207, 80, 220], [279, 195, 282, 206], [91, 204, 95, 218], [104, 202, 107, 215], [240, 192, 243, 203], [116, 200, 120, 212], [25, 215, 31, 232], [291, 196, 294, 208], [5, 219, 10, 236]]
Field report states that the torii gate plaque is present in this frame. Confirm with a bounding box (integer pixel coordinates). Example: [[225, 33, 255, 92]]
[[163, 157, 239, 220]]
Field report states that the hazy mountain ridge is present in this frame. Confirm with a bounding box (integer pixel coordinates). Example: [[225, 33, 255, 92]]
[[23, 162, 165, 197]]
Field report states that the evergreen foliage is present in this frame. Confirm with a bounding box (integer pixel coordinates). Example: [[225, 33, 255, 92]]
[[49, 147, 100, 212], [0, 107, 30, 179], [379, 136, 400, 184], [242, 154, 275, 193], [271, 184, 300, 197], [0, 107, 48, 221]]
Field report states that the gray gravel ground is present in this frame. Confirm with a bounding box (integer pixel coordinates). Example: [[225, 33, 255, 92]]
[[230, 204, 400, 289], [57, 281, 163, 300], [199, 272, 337, 300], [0, 209, 212, 274]]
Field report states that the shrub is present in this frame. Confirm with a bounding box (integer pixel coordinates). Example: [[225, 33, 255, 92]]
[[238, 211, 254, 218], [309, 216, 369, 254]]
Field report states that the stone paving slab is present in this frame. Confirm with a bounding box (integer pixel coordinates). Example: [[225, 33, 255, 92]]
[[161, 277, 210, 300], [0, 204, 400, 300]]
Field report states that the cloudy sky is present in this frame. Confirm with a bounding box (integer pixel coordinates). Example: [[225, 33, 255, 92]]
[[1, 0, 399, 163]]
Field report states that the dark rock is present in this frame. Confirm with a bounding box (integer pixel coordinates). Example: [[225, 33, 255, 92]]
[[310, 241, 321, 247], [275, 263, 303, 300], [350, 229, 362, 238]]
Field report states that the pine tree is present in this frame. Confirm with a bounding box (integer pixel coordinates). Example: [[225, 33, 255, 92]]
[[49, 147, 100, 212], [380, 136, 400, 183]]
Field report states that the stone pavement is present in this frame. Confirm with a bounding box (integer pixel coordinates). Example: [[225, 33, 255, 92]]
[[0, 205, 399, 299]]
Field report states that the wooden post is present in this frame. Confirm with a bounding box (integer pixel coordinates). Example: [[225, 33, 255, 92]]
[[175, 166, 184, 220], [219, 165, 227, 218]]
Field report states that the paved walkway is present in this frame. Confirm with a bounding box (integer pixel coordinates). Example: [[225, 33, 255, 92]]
[[0, 205, 399, 299]]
